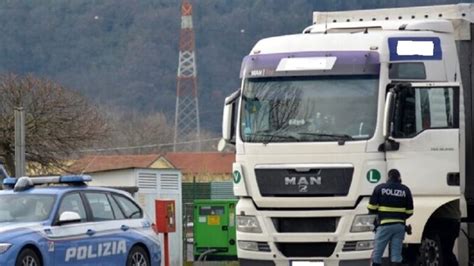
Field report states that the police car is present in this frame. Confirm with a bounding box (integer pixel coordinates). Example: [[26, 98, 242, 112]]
[[0, 175, 161, 266]]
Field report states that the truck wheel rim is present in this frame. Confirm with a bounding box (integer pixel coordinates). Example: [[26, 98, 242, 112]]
[[423, 238, 440, 265], [131, 252, 147, 266], [22, 256, 37, 266]]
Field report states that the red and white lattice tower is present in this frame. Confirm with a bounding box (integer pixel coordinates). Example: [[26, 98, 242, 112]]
[[174, 0, 201, 151]]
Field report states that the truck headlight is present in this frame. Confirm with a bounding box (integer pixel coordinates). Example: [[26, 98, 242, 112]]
[[355, 240, 374, 251], [351, 214, 376, 232], [0, 243, 12, 254], [237, 215, 262, 233], [238, 241, 271, 252]]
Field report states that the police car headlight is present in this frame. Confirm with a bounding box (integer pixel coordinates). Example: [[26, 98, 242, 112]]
[[351, 214, 376, 232], [0, 243, 12, 254], [237, 215, 262, 233]]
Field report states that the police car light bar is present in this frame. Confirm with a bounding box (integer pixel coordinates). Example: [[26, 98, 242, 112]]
[[2, 177, 17, 189], [2, 175, 92, 191], [59, 175, 93, 183], [30, 175, 92, 184]]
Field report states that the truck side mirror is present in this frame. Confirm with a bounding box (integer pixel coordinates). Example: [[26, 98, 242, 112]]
[[380, 91, 400, 152], [219, 90, 240, 151], [222, 101, 234, 141], [380, 83, 412, 152], [383, 90, 395, 139]]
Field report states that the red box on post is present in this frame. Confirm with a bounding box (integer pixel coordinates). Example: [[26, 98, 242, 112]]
[[155, 200, 176, 233]]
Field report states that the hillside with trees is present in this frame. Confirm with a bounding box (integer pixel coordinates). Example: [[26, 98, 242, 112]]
[[0, 0, 463, 138]]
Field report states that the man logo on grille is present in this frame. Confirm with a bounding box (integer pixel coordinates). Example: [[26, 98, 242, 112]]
[[284, 175, 322, 192]]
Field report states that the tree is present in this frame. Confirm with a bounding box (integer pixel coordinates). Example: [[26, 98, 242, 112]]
[[90, 107, 220, 155], [103, 109, 175, 154], [0, 74, 109, 175]]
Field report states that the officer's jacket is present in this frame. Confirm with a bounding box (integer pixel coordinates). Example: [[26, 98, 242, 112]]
[[367, 180, 414, 225]]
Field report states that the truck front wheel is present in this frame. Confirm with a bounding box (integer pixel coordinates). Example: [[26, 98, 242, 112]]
[[418, 232, 443, 266]]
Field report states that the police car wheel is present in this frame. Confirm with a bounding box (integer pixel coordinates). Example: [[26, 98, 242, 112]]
[[15, 248, 41, 266], [126, 246, 150, 266]]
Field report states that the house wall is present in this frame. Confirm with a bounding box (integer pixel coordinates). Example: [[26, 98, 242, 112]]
[[88, 169, 137, 187], [149, 158, 174, 169], [182, 173, 231, 182]]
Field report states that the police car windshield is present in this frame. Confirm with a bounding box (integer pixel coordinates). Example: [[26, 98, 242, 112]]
[[0, 194, 55, 223]]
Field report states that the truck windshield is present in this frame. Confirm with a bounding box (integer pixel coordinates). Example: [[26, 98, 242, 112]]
[[240, 76, 379, 143], [0, 194, 55, 223]]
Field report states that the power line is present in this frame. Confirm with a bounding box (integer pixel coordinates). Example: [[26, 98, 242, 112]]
[[78, 138, 220, 153]]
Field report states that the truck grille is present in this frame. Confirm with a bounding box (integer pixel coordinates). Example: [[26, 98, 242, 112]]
[[257, 242, 272, 252], [272, 217, 339, 233], [342, 241, 357, 252], [275, 242, 336, 257], [255, 167, 353, 197]]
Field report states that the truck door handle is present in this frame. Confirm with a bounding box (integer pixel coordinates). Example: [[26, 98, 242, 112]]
[[86, 229, 96, 236], [121, 225, 130, 231], [222, 226, 228, 231]]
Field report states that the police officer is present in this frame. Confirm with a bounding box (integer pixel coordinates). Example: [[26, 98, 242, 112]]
[[368, 169, 413, 266]]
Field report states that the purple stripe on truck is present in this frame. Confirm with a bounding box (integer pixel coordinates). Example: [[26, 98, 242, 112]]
[[240, 51, 380, 78]]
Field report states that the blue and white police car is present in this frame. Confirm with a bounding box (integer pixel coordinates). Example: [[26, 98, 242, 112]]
[[0, 175, 161, 266]]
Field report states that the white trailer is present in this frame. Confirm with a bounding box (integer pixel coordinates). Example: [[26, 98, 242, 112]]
[[220, 4, 474, 266]]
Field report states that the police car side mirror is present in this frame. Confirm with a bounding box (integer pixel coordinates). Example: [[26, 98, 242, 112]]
[[58, 211, 81, 225]]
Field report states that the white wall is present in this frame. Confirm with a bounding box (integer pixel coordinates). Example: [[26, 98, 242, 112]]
[[136, 169, 183, 266], [88, 169, 137, 187]]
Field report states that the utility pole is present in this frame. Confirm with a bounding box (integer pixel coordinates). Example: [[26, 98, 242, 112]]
[[14, 107, 25, 177], [174, 0, 201, 151]]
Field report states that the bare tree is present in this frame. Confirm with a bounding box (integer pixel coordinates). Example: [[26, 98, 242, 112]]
[[101, 109, 175, 154], [0, 74, 108, 175], [97, 108, 220, 154]]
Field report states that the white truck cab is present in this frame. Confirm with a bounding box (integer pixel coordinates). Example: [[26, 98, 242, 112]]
[[220, 4, 474, 266]]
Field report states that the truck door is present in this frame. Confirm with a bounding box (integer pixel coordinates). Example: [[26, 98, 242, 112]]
[[385, 83, 460, 197]]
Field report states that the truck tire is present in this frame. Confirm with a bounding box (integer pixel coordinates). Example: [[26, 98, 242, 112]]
[[126, 245, 150, 266], [15, 248, 42, 266], [418, 232, 443, 266]]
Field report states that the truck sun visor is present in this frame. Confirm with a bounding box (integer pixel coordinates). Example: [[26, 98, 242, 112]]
[[276, 56, 337, 72], [240, 51, 380, 78]]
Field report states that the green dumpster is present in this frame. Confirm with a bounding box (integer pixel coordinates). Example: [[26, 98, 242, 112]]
[[193, 199, 238, 261]]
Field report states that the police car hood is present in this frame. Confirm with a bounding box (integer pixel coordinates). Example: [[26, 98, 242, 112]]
[[0, 222, 42, 235]]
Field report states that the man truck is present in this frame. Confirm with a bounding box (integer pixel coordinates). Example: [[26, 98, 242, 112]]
[[219, 4, 474, 266]]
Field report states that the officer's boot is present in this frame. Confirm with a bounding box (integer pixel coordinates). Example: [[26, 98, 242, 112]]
[[391, 263, 403, 266], [371, 263, 381, 266]]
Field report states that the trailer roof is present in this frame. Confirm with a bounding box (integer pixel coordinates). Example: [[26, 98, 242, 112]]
[[312, 4, 473, 40]]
